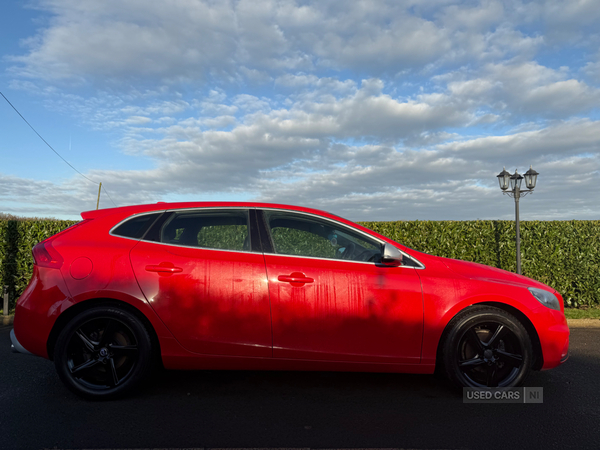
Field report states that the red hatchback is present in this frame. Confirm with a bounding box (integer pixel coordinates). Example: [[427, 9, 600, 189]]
[[11, 202, 569, 399]]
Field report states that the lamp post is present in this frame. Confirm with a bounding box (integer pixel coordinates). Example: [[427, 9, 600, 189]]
[[497, 166, 539, 275]]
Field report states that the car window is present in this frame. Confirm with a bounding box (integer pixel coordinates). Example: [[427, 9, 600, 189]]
[[264, 211, 382, 262], [112, 213, 162, 239], [160, 210, 250, 251]]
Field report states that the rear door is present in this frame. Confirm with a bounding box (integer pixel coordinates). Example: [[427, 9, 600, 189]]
[[130, 208, 272, 357]]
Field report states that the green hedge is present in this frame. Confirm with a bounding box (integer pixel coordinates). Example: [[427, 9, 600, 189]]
[[358, 220, 600, 308], [1, 218, 598, 312], [0, 219, 77, 312]]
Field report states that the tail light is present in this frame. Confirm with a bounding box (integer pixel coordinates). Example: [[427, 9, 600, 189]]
[[32, 241, 63, 269], [32, 219, 90, 269]]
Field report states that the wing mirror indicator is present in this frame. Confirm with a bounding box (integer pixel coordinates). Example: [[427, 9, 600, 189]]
[[380, 243, 403, 266]]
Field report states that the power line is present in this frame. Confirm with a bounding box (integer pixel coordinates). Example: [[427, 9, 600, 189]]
[[1, 92, 95, 183], [1, 91, 117, 207]]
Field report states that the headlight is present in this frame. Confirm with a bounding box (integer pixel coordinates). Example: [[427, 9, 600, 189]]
[[528, 287, 561, 311]]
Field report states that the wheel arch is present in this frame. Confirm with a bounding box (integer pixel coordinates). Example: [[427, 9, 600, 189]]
[[46, 298, 162, 367], [435, 301, 544, 373]]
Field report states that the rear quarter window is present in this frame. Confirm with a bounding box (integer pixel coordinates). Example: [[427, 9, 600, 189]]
[[112, 213, 162, 239]]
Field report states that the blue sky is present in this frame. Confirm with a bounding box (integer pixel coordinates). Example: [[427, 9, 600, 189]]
[[1, 0, 599, 221]]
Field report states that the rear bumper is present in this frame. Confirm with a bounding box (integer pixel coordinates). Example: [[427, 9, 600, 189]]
[[10, 329, 33, 355], [12, 265, 73, 359]]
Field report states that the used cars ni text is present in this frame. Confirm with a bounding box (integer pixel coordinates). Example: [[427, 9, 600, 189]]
[[11, 202, 569, 399]]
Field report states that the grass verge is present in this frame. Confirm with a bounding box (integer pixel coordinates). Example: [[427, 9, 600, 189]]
[[564, 307, 600, 320]]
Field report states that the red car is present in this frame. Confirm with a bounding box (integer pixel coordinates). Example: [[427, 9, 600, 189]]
[[11, 202, 569, 399]]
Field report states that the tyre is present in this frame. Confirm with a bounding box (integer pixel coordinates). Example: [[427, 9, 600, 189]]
[[54, 306, 153, 400], [442, 306, 533, 388]]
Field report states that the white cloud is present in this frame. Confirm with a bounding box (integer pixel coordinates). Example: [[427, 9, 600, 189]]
[[444, 62, 600, 118], [439, 0, 505, 31], [232, 94, 271, 112], [439, 118, 600, 161], [124, 116, 152, 125], [582, 57, 600, 83], [539, 0, 600, 45], [8, 0, 561, 86]]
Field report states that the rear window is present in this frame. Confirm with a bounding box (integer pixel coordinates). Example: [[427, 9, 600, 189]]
[[112, 213, 162, 239], [160, 210, 249, 251]]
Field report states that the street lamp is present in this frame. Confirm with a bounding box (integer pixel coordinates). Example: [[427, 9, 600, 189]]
[[497, 165, 539, 275]]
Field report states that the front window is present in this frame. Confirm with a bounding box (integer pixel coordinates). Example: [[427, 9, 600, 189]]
[[264, 211, 382, 262]]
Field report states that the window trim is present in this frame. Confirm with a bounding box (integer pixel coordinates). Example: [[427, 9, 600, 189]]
[[257, 208, 425, 269], [248, 209, 264, 253], [109, 206, 425, 268]]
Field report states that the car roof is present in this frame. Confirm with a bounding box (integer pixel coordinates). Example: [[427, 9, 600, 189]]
[[81, 202, 342, 221]]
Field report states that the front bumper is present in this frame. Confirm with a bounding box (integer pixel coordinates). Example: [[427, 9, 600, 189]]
[[534, 308, 570, 370], [10, 329, 33, 355]]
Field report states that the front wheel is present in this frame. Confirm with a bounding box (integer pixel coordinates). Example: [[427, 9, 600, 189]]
[[442, 306, 533, 388], [54, 306, 153, 399]]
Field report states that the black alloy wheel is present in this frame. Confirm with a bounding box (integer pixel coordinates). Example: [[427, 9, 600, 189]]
[[442, 306, 533, 388], [54, 306, 153, 399]]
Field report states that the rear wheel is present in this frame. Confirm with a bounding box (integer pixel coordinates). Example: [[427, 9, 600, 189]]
[[442, 306, 533, 388], [54, 306, 153, 399]]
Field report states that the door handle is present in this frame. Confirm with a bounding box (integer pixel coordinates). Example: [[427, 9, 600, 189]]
[[278, 272, 314, 286], [145, 264, 183, 273]]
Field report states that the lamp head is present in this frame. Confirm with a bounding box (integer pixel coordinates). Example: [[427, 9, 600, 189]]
[[524, 165, 539, 190], [497, 167, 511, 191], [510, 170, 523, 190]]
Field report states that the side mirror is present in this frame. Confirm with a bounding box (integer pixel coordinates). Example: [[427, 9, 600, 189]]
[[380, 243, 403, 266]]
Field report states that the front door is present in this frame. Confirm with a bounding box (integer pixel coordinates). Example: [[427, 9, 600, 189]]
[[261, 210, 423, 363]]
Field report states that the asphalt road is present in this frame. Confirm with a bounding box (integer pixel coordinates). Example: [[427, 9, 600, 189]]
[[1, 326, 599, 450]]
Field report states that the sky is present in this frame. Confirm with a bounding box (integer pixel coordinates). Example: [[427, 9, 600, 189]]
[[0, 0, 599, 222]]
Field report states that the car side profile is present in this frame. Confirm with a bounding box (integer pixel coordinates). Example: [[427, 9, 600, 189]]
[[11, 202, 570, 399]]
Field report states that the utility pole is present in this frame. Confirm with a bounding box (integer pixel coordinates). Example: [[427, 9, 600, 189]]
[[96, 182, 102, 210]]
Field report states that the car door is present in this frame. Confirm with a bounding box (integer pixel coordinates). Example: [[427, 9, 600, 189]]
[[130, 208, 272, 357], [260, 209, 424, 364]]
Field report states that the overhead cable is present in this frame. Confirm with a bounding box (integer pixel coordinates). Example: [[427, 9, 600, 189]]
[[1, 91, 117, 207]]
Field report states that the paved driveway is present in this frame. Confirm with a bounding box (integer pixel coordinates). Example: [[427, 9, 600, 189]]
[[2, 326, 599, 450]]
